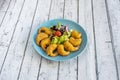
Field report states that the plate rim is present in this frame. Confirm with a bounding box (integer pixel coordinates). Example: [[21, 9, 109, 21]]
[[32, 18, 88, 61]]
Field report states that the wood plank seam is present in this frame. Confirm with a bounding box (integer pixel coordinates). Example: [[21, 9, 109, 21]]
[[57, 62, 60, 80], [48, 0, 53, 20], [36, 0, 52, 79], [0, 0, 26, 75], [0, 0, 12, 28], [58, 0, 77, 79], [17, 0, 39, 79], [77, 0, 79, 80], [37, 58, 42, 80], [105, 0, 119, 80], [57, 0, 65, 80], [62, 0, 65, 18], [91, 0, 99, 80]]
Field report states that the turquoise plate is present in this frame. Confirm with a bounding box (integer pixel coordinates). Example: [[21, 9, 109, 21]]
[[32, 19, 87, 61]]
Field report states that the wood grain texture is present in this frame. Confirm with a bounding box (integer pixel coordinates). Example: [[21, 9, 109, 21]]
[[58, 0, 78, 80], [0, 0, 19, 28], [0, 0, 10, 10], [78, 0, 96, 80], [92, 0, 118, 80], [0, 0, 11, 26], [18, 0, 51, 80], [37, 0, 64, 80], [105, 0, 120, 79], [0, 0, 38, 79], [0, 0, 119, 80], [0, 0, 25, 71]]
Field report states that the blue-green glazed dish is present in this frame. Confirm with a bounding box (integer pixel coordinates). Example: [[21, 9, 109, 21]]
[[32, 19, 87, 61]]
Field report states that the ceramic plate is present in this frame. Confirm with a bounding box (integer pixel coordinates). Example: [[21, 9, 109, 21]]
[[32, 19, 87, 61]]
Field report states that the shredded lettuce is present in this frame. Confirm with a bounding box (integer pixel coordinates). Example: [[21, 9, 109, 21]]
[[51, 32, 71, 44], [51, 36, 59, 44], [58, 35, 68, 44], [56, 22, 61, 28]]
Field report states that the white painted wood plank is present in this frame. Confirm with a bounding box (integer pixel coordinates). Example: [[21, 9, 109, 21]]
[[58, 0, 77, 80], [106, 0, 120, 79], [0, 0, 10, 11], [0, 0, 38, 79], [38, 0, 64, 80], [48, 0, 64, 19], [64, 0, 77, 22], [0, 0, 11, 26], [0, 0, 17, 12], [78, 0, 88, 80], [78, 0, 96, 80], [0, 0, 25, 70], [0, 0, 5, 8], [92, 0, 118, 80], [18, 0, 51, 80]]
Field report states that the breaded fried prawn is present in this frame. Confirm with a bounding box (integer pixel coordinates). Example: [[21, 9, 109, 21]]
[[71, 30, 81, 39], [40, 38, 51, 51], [69, 37, 82, 47], [64, 41, 79, 51], [57, 45, 70, 56], [36, 32, 48, 45], [38, 27, 52, 35], [46, 44, 58, 57]]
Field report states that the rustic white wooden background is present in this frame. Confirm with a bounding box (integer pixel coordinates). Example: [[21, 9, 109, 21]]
[[0, 0, 120, 80]]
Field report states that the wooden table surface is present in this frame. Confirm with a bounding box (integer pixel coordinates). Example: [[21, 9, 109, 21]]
[[0, 0, 120, 80]]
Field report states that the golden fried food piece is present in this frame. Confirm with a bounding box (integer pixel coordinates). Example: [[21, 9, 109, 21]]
[[57, 45, 70, 56], [64, 41, 79, 51], [69, 37, 82, 47], [71, 30, 81, 39], [36, 32, 48, 45], [46, 44, 58, 57], [38, 27, 52, 35], [40, 38, 51, 51]]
